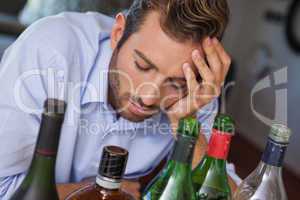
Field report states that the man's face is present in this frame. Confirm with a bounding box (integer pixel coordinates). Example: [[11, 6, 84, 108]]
[[109, 11, 204, 122]]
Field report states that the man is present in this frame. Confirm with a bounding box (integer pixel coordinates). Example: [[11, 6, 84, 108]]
[[0, 0, 240, 199]]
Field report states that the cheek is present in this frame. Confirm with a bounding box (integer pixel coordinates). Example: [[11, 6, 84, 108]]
[[116, 59, 144, 94]]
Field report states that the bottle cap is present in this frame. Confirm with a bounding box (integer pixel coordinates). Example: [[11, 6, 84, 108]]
[[177, 117, 201, 138], [98, 146, 129, 180], [269, 123, 292, 143], [213, 114, 235, 135]]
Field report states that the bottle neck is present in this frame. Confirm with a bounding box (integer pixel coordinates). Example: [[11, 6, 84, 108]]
[[24, 113, 62, 181], [96, 175, 121, 190], [16, 113, 63, 194], [254, 161, 283, 178], [171, 134, 196, 165], [207, 129, 232, 160], [35, 113, 63, 156], [202, 155, 227, 172], [261, 138, 288, 167], [23, 153, 57, 188]]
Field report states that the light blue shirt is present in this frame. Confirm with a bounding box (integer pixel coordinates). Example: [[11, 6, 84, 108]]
[[0, 12, 239, 200]]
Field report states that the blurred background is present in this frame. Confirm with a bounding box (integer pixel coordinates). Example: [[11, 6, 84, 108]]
[[0, 0, 299, 198], [223, 1, 300, 199]]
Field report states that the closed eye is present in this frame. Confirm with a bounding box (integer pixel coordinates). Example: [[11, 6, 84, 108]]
[[168, 82, 187, 91], [134, 61, 152, 72]]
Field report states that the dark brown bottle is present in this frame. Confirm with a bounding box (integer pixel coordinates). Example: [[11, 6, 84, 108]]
[[65, 146, 135, 200]]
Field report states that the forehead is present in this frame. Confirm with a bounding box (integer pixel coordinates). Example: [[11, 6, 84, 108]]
[[127, 11, 202, 77]]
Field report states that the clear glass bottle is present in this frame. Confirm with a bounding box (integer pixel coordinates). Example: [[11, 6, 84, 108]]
[[142, 117, 200, 200], [65, 145, 134, 200], [10, 99, 67, 200], [192, 114, 235, 200], [233, 123, 292, 200]]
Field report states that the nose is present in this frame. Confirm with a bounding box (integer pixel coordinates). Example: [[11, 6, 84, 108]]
[[137, 77, 163, 107]]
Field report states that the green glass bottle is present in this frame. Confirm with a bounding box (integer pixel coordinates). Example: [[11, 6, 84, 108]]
[[192, 114, 235, 200], [142, 117, 200, 200], [10, 99, 67, 200]]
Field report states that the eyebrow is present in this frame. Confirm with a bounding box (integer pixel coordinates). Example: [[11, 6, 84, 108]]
[[134, 49, 159, 71]]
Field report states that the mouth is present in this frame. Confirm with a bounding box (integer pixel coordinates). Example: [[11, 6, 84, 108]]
[[127, 99, 158, 118]]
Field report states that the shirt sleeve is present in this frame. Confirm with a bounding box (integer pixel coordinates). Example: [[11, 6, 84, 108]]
[[196, 99, 242, 185], [0, 174, 26, 200], [0, 16, 75, 198]]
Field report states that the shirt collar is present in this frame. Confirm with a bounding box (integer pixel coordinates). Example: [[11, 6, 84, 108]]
[[81, 34, 112, 105]]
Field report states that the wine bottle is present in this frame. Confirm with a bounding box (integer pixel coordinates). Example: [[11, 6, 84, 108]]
[[10, 99, 67, 200], [192, 114, 235, 200], [233, 123, 291, 200], [142, 117, 200, 200], [65, 145, 134, 200]]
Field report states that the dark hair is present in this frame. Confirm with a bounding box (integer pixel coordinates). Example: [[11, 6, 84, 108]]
[[117, 0, 230, 49]]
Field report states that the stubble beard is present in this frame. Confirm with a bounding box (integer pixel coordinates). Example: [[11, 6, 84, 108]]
[[108, 48, 163, 122], [108, 49, 144, 122], [108, 49, 122, 114]]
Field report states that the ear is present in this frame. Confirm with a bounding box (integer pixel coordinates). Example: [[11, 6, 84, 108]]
[[111, 13, 126, 50]]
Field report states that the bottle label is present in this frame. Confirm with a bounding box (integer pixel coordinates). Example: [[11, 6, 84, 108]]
[[207, 129, 232, 160], [262, 138, 287, 167]]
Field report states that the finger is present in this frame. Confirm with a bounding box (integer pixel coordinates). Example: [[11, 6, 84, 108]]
[[202, 37, 223, 81], [192, 49, 215, 83], [213, 38, 231, 70], [201, 80, 220, 100], [212, 38, 232, 84], [167, 64, 198, 118], [183, 63, 209, 111], [191, 48, 219, 102], [182, 63, 198, 92]]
